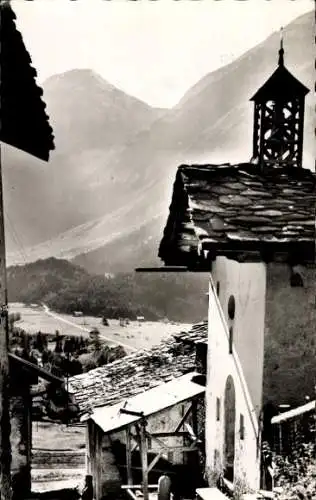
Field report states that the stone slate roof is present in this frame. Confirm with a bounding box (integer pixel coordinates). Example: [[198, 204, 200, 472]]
[[159, 163, 316, 268], [68, 322, 208, 417]]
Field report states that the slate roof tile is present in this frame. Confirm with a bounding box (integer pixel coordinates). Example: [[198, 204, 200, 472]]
[[159, 163, 316, 267], [68, 321, 208, 416]]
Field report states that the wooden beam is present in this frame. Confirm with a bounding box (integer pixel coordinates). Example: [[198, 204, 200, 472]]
[[191, 398, 198, 437], [146, 433, 169, 451], [9, 353, 64, 384], [174, 403, 193, 432], [148, 450, 165, 473], [139, 420, 149, 500], [185, 423, 199, 444], [146, 433, 198, 453], [130, 432, 140, 449], [126, 428, 133, 486], [125, 488, 138, 500], [118, 464, 176, 476], [121, 484, 159, 490], [150, 431, 189, 438], [131, 441, 138, 453]]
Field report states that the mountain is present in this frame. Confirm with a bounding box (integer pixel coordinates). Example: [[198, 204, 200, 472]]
[[42, 69, 165, 154], [3, 69, 165, 255], [4, 11, 314, 273]]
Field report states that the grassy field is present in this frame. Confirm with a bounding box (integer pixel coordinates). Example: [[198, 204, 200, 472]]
[[9, 302, 191, 352], [32, 422, 85, 451], [32, 422, 86, 493]]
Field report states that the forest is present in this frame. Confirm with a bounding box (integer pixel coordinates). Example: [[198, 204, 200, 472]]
[[7, 257, 209, 322]]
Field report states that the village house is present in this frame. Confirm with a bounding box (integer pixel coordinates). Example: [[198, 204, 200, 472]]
[[271, 399, 316, 456], [158, 40, 316, 496], [68, 322, 208, 500], [8, 353, 69, 499]]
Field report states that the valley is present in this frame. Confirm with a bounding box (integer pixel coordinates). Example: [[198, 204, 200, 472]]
[[9, 302, 192, 353]]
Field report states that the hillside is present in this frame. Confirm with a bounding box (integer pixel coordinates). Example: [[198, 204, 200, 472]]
[[4, 11, 314, 273], [7, 258, 209, 323]]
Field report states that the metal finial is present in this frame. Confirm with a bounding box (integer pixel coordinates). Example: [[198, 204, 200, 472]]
[[278, 27, 284, 67]]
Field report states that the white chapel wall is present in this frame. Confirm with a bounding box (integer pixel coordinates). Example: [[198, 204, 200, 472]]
[[205, 257, 266, 492]]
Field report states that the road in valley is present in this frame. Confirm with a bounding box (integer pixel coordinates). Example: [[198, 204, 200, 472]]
[[9, 302, 191, 352], [42, 304, 138, 352]]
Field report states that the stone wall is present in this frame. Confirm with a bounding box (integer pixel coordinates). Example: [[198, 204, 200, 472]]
[[10, 386, 32, 498]]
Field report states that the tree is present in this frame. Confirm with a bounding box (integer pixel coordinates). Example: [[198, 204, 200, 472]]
[[63, 337, 73, 355], [90, 328, 101, 352], [22, 334, 31, 358], [102, 316, 109, 326], [8, 313, 15, 331], [54, 331, 63, 353], [35, 331, 45, 353]]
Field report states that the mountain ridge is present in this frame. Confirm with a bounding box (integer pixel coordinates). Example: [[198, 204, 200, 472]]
[[4, 11, 314, 273]]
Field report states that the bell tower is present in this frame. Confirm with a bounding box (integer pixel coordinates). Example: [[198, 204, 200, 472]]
[[250, 29, 309, 168]]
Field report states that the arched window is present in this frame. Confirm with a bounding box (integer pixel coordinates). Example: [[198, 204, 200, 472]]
[[216, 397, 221, 421], [224, 375, 236, 482], [290, 272, 304, 287], [228, 295, 236, 320]]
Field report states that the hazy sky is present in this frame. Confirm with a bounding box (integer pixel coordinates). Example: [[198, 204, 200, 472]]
[[13, 0, 313, 107]]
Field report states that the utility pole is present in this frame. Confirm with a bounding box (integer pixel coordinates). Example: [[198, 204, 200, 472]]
[[0, 144, 12, 499]]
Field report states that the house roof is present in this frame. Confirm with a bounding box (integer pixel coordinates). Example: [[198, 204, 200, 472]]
[[159, 163, 316, 268], [271, 400, 315, 425], [89, 372, 205, 433], [68, 321, 208, 417], [250, 65, 309, 102], [0, 2, 55, 161]]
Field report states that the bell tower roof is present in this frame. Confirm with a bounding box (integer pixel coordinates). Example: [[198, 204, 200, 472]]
[[250, 29, 309, 102]]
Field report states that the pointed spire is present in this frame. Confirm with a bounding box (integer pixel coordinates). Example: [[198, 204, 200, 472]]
[[278, 26, 284, 67]]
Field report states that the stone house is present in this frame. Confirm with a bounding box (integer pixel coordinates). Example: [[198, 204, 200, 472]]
[[8, 353, 66, 499], [271, 399, 316, 456], [158, 41, 316, 494], [68, 322, 208, 499]]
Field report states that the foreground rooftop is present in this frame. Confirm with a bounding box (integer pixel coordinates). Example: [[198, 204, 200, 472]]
[[68, 321, 208, 418]]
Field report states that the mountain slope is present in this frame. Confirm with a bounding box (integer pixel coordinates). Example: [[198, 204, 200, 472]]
[[42, 69, 165, 154], [3, 69, 165, 253], [5, 11, 314, 272], [7, 258, 209, 323]]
